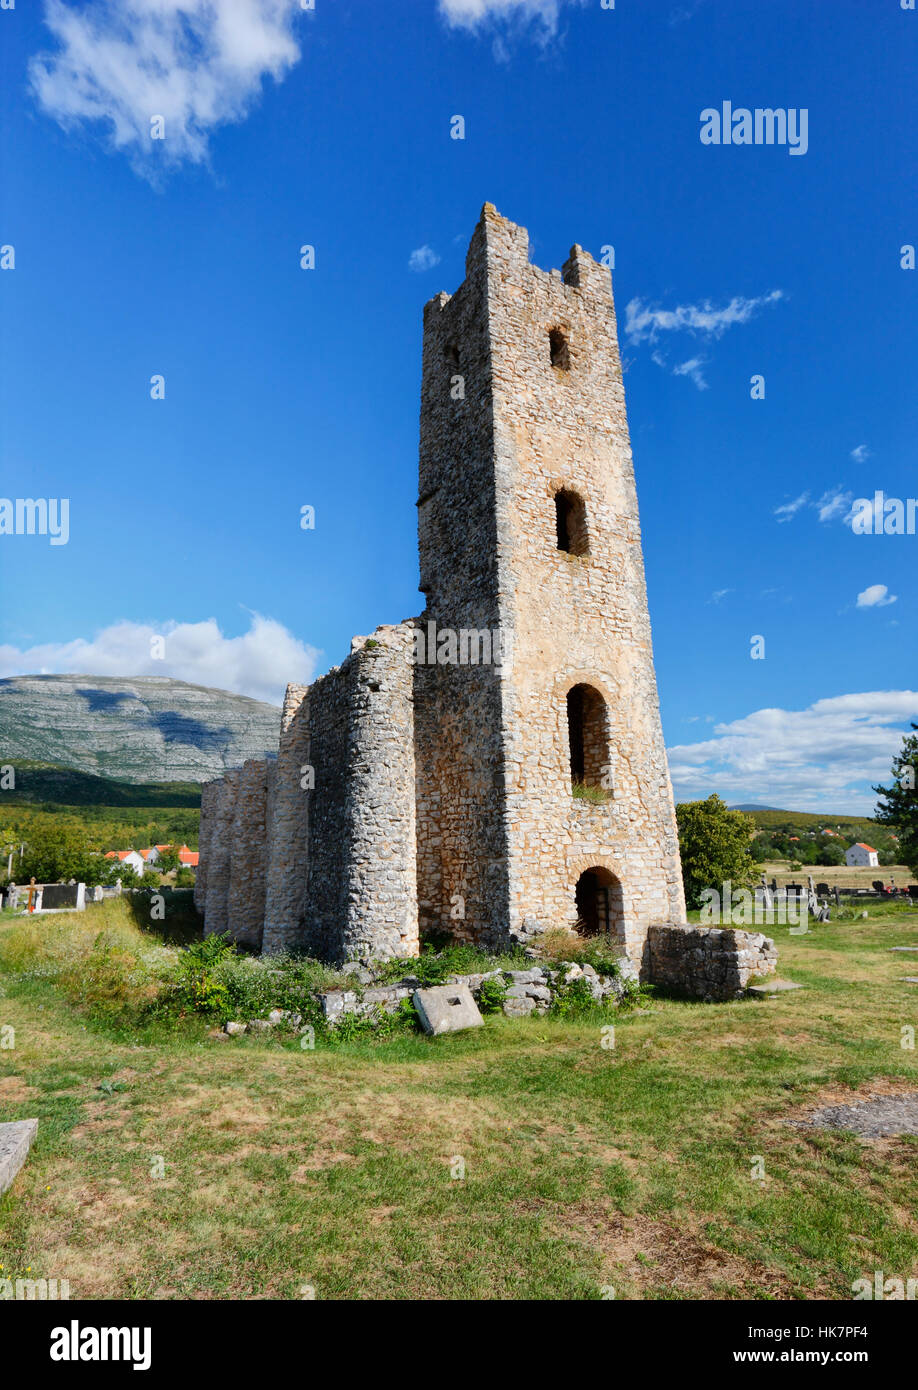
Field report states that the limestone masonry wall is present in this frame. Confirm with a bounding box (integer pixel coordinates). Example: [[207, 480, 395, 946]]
[[645, 925, 778, 1001], [262, 684, 309, 954], [226, 758, 268, 950]]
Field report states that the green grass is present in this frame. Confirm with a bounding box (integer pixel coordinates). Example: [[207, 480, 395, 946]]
[[1, 907, 917, 1299]]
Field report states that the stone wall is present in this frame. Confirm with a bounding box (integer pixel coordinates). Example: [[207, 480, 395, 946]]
[[417, 204, 685, 958], [415, 223, 511, 946], [194, 779, 219, 914], [305, 624, 418, 962], [644, 924, 778, 1001], [262, 684, 310, 954], [202, 769, 239, 937], [226, 758, 269, 949]]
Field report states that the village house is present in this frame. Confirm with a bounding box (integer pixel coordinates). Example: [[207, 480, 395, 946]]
[[103, 849, 146, 877], [846, 842, 879, 868]]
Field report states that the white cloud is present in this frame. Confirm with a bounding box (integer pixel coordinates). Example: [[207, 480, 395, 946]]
[[707, 588, 732, 605], [850, 444, 871, 463], [625, 289, 784, 345], [439, 0, 567, 39], [772, 487, 857, 527], [0, 615, 318, 705], [774, 491, 809, 523], [815, 486, 855, 524], [672, 356, 709, 390], [667, 690, 918, 814], [856, 584, 897, 609], [29, 0, 303, 179], [408, 244, 441, 273]]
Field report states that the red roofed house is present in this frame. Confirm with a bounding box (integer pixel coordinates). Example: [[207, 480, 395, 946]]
[[104, 849, 146, 877], [845, 842, 879, 868], [177, 845, 199, 868]]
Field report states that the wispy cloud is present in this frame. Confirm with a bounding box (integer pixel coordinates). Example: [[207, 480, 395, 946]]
[[438, 0, 570, 42], [30, 0, 304, 181], [856, 584, 897, 609], [408, 244, 441, 272], [850, 444, 871, 463], [706, 588, 732, 605], [667, 690, 918, 814], [0, 615, 318, 705], [774, 492, 809, 523], [815, 487, 855, 523], [672, 356, 709, 390], [624, 289, 784, 345], [773, 487, 857, 527]]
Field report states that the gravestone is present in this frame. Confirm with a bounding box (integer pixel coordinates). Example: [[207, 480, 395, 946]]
[[0, 1119, 38, 1196], [40, 882, 86, 911]]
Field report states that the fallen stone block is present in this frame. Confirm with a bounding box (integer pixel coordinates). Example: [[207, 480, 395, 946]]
[[523, 984, 552, 1002], [0, 1119, 38, 1196], [413, 984, 484, 1035], [319, 990, 359, 1022], [505, 968, 545, 985], [223, 1021, 247, 1035], [502, 995, 536, 1018], [747, 980, 803, 997]]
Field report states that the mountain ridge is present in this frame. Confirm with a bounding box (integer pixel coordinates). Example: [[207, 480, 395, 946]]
[[0, 674, 280, 783]]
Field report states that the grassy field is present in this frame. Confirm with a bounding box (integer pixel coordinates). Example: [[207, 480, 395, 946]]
[[759, 862, 916, 890], [1, 902, 917, 1300]]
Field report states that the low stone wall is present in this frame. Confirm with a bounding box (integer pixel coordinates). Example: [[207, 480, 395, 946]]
[[644, 924, 778, 1001]]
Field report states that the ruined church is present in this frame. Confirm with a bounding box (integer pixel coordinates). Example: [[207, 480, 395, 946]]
[[197, 204, 687, 968]]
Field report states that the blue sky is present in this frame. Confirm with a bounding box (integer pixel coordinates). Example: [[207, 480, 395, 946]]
[[1, 0, 915, 813]]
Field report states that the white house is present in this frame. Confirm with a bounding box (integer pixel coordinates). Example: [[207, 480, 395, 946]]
[[845, 842, 879, 868], [104, 849, 146, 877]]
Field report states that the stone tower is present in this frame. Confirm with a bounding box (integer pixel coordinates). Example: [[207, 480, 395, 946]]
[[198, 203, 685, 969], [414, 203, 685, 961]]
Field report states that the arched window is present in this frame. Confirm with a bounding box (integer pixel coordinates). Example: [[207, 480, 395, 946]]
[[555, 489, 589, 556], [567, 683, 611, 795], [575, 867, 624, 940]]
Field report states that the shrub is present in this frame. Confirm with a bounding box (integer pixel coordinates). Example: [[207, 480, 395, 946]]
[[331, 997, 418, 1043], [549, 975, 602, 1019], [374, 941, 527, 987], [168, 934, 236, 1014], [477, 976, 508, 1013]]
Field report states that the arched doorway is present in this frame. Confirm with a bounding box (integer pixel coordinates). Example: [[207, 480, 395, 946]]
[[574, 866, 625, 940]]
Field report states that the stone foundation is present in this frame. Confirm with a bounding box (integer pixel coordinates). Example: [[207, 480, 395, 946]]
[[644, 924, 778, 1001]]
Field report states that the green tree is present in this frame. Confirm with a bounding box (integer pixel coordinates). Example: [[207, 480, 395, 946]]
[[874, 724, 918, 875], [675, 795, 757, 909], [816, 839, 845, 868], [19, 822, 105, 885]]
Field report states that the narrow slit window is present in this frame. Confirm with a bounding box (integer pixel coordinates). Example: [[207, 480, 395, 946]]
[[549, 328, 570, 370], [554, 489, 589, 556]]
